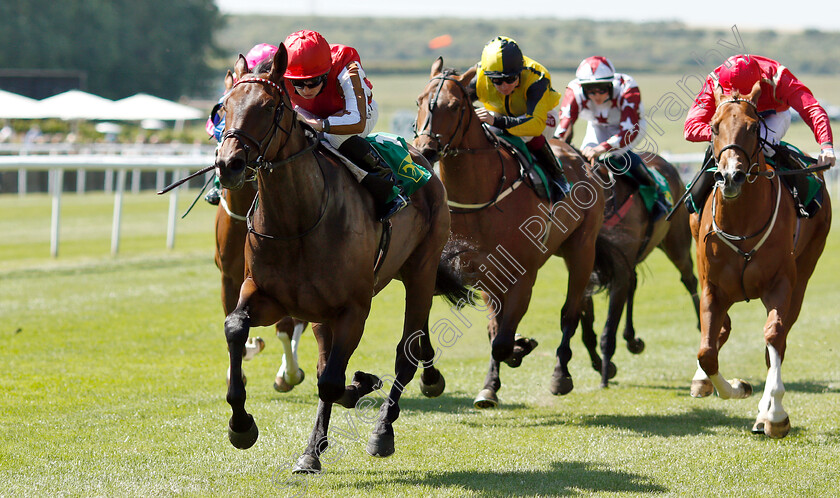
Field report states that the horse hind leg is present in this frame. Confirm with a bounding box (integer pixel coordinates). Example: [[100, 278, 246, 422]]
[[580, 295, 606, 376], [622, 270, 646, 354], [274, 318, 307, 392]]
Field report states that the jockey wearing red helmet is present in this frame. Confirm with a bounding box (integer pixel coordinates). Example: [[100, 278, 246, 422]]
[[282, 29, 408, 221], [556, 56, 670, 221], [685, 54, 835, 168]]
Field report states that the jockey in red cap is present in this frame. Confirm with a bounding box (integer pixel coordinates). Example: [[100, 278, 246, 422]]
[[283, 29, 408, 221], [684, 54, 835, 215], [555, 56, 670, 220]]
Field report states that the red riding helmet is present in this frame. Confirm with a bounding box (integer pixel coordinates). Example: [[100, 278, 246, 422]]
[[283, 30, 332, 80], [717, 54, 763, 96]]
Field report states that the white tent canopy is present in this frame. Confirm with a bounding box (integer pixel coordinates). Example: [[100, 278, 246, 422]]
[[113, 93, 204, 121], [0, 89, 204, 121], [0, 89, 48, 119]]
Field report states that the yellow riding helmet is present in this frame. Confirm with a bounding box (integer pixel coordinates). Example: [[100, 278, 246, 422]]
[[480, 36, 524, 77]]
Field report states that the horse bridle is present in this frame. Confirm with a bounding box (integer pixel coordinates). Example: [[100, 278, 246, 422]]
[[220, 77, 298, 173], [713, 97, 765, 180], [415, 70, 477, 157], [220, 76, 328, 241]]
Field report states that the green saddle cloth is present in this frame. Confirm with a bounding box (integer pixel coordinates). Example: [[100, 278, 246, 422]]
[[638, 169, 673, 213], [766, 141, 822, 207], [366, 132, 431, 201]]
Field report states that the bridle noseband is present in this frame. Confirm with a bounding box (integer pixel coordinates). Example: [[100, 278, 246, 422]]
[[713, 98, 765, 180]]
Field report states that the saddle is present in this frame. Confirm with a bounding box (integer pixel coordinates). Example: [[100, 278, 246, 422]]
[[488, 129, 552, 201], [765, 142, 824, 218]]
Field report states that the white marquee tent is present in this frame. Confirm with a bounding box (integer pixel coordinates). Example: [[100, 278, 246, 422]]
[[0, 89, 48, 119]]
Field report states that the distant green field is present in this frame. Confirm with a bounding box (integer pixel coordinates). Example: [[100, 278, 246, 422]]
[[370, 72, 840, 155], [1, 191, 839, 496]]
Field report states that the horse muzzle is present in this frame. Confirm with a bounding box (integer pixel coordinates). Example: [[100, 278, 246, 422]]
[[214, 154, 248, 190], [714, 169, 747, 199]]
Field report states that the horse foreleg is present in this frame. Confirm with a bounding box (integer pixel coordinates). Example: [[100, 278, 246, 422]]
[[598, 280, 628, 388], [293, 399, 333, 474], [754, 278, 794, 438], [697, 287, 750, 399], [551, 247, 593, 396], [274, 318, 307, 392], [690, 312, 731, 398], [318, 310, 367, 404]]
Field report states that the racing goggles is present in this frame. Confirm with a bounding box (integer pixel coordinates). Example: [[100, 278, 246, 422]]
[[291, 74, 328, 89], [488, 74, 518, 85]]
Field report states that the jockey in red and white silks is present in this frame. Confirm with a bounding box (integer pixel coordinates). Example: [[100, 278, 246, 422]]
[[554, 56, 645, 163], [684, 54, 835, 167]]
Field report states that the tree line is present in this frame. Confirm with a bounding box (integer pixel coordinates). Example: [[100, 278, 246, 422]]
[[1, 3, 838, 101]]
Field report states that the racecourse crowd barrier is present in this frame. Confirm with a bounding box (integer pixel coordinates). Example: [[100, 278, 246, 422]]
[[0, 148, 836, 258]]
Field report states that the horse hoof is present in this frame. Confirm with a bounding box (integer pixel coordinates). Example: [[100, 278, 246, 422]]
[[764, 417, 791, 439], [473, 388, 498, 409], [228, 415, 258, 449], [419, 372, 446, 398], [690, 379, 714, 398], [274, 369, 305, 393], [366, 425, 395, 458], [292, 454, 321, 474], [599, 381, 609, 389], [730, 378, 753, 398], [504, 336, 538, 368], [590, 361, 617, 380], [626, 338, 645, 355], [550, 375, 574, 396], [242, 337, 265, 361]]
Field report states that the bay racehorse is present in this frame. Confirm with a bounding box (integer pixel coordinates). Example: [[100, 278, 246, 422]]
[[214, 45, 471, 473], [214, 68, 308, 393], [579, 152, 700, 387], [414, 59, 625, 407], [689, 82, 831, 437]]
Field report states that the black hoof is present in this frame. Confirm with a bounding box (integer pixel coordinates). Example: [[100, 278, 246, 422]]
[[292, 453, 321, 474], [606, 362, 617, 379], [626, 338, 645, 354], [550, 375, 574, 396], [474, 388, 498, 409], [228, 415, 258, 449], [504, 336, 538, 368], [419, 372, 445, 398], [366, 425, 395, 458]]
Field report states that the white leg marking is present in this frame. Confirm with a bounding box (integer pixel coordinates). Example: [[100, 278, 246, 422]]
[[759, 344, 787, 423], [277, 322, 304, 385], [693, 363, 710, 381]]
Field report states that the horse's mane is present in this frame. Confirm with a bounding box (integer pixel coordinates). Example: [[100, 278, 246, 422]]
[[252, 58, 273, 75]]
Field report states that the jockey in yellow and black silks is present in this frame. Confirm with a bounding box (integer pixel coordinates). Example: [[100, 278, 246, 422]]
[[468, 36, 567, 202]]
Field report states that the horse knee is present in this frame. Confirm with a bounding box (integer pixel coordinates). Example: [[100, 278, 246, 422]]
[[491, 334, 514, 362], [225, 310, 250, 345]]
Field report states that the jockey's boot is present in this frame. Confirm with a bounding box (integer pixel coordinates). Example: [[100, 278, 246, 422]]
[[685, 145, 716, 215], [530, 139, 570, 204], [624, 152, 671, 222], [339, 136, 410, 222], [767, 144, 812, 217]]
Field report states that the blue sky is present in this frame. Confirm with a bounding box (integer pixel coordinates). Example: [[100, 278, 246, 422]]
[[215, 0, 838, 31]]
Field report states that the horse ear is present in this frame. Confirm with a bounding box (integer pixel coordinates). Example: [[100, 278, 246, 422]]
[[430, 57, 444, 77], [234, 55, 249, 80], [747, 80, 762, 104], [268, 43, 288, 83], [460, 65, 477, 83], [713, 84, 724, 106], [224, 70, 234, 92]]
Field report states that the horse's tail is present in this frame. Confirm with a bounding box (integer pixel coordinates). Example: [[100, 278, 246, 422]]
[[435, 237, 478, 306], [588, 230, 633, 296]]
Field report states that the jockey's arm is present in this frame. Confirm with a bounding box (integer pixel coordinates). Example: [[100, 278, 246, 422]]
[[778, 70, 835, 167], [495, 78, 552, 137], [684, 78, 716, 143], [554, 87, 578, 144], [323, 61, 368, 135]]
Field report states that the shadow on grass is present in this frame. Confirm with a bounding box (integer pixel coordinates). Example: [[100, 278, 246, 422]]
[[336, 460, 667, 496]]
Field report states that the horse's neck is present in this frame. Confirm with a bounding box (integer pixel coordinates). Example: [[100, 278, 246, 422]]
[[439, 121, 513, 197], [255, 131, 327, 234]]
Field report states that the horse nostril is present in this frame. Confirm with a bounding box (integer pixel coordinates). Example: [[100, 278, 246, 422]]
[[732, 171, 746, 185], [713, 171, 724, 184]]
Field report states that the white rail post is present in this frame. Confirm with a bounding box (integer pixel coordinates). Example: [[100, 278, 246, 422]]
[[18, 169, 27, 196], [111, 169, 127, 256], [166, 170, 181, 249], [77, 170, 86, 194], [50, 168, 64, 258]]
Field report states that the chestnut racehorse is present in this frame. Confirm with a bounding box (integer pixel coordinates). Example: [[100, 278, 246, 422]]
[[215, 46, 470, 473], [415, 59, 625, 407], [214, 69, 307, 392], [689, 82, 831, 437], [579, 153, 700, 388]]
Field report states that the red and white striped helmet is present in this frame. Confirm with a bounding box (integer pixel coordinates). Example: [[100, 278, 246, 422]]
[[575, 56, 616, 83]]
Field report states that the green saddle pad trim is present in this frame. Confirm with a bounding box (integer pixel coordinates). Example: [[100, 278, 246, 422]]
[[637, 168, 673, 213], [493, 131, 553, 193], [766, 141, 822, 206], [367, 132, 431, 200]]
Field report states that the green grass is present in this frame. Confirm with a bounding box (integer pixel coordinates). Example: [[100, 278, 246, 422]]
[[371, 72, 840, 156], [1, 192, 839, 496]]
